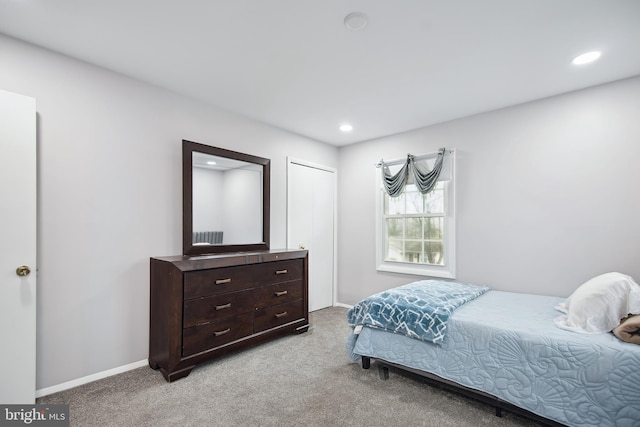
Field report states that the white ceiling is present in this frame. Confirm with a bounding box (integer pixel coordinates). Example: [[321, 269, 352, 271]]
[[1, 0, 639, 146]]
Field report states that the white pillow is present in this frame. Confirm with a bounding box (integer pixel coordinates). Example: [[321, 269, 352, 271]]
[[554, 272, 640, 334]]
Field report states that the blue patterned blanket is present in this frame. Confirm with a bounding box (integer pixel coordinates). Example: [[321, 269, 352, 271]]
[[347, 280, 490, 344]]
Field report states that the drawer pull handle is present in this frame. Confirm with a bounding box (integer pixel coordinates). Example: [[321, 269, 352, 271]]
[[215, 303, 231, 310], [213, 328, 231, 337], [274, 311, 288, 319], [275, 290, 288, 297], [215, 278, 231, 285], [275, 269, 288, 275]]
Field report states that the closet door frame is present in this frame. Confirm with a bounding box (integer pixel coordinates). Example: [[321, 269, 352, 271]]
[[286, 157, 337, 311]]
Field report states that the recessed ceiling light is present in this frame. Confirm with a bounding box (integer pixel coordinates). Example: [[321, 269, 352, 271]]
[[339, 124, 353, 132], [572, 51, 602, 65], [207, 161, 217, 165], [344, 12, 368, 31]]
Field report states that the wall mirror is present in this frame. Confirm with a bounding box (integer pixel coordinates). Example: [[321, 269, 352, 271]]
[[183, 140, 270, 255]]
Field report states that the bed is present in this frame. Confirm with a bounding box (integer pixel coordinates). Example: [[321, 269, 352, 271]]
[[345, 279, 640, 427]]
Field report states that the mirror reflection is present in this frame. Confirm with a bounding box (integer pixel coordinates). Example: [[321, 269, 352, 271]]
[[192, 152, 264, 246], [183, 140, 270, 256]]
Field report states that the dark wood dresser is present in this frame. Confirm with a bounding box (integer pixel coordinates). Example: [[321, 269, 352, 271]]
[[149, 249, 309, 382]]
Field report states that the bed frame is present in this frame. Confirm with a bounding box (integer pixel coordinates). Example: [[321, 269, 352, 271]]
[[361, 356, 567, 427]]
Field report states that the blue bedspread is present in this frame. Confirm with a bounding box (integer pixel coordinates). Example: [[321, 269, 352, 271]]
[[347, 280, 489, 344], [346, 290, 640, 427]]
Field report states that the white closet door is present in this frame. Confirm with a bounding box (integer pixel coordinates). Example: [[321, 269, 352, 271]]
[[287, 159, 335, 312], [0, 89, 37, 403]]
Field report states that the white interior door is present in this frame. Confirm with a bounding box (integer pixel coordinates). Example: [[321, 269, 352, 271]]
[[287, 159, 335, 312], [0, 89, 37, 403]]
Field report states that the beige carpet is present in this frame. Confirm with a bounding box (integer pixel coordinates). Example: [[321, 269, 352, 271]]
[[38, 307, 543, 427]]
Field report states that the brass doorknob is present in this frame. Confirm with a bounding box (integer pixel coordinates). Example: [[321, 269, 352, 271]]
[[16, 265, 31, 277], [299, 244, 306, 250]]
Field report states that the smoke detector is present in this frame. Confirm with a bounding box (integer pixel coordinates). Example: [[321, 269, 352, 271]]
[[344, 12, 368, 31]]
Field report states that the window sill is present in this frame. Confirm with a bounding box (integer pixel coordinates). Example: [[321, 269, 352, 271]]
[[376, 261, 455, 279]]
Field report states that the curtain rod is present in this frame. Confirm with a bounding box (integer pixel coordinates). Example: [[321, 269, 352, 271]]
[[375, 148, 454, 168]]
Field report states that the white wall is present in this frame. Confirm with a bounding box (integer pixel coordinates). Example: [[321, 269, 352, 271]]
[[222, 168, 262, 244], [338, 75, 640, 305], [192, 168, 224, 232], [0, 34, 338, 390]]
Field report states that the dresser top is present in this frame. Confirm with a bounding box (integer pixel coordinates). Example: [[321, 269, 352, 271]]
[[151, 248, 308, 271]]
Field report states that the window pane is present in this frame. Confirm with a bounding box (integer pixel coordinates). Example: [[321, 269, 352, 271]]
[[386, 239, 403, 261], [404, 241, 422, 263], [425, 241, 444, 265], [386, 218, 403, 239], [405, 191, 423, 214], [405, 218, 422, 239], [383, 192, 389, 214], [425, 186, 444, 214], [424, 217, 443, 240], [385, 193, 405, 215]]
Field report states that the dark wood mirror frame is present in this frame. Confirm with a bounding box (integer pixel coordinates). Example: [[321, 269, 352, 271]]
[[183, 140, 270, 256]]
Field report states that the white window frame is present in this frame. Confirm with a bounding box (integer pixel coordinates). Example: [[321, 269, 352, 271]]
[[375, 150, 456, 279]]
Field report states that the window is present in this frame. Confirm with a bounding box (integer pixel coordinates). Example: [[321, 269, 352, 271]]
[[375, 151, 455, 278]]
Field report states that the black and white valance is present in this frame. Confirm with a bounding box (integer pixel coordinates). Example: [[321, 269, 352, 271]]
[[379, 148, 447, 197]]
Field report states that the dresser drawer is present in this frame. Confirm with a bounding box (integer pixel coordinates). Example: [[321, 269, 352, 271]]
[[184, 265, 258, 299], [254, 300, 305, 333], [255, 280, 304, 309], [258, 259, 304, 284], [182, 313, 253, 357], [183, 289, 255, 328], [184, 259, 304, 299]]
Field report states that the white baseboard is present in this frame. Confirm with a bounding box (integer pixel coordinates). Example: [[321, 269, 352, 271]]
[[36, 359, 149, 398], [333, 302, 353, 309]]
